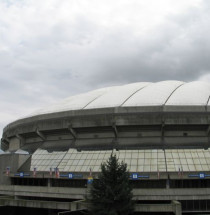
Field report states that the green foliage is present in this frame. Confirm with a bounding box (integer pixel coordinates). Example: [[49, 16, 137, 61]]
[[89, 153, 134, 215]]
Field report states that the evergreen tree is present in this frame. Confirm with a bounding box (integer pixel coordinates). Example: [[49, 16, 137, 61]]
[[89, 153, 134, 215]]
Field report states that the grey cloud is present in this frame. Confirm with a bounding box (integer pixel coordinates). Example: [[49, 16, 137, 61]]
[[1, 0, 210, 138], [85, 5, 210, 85]]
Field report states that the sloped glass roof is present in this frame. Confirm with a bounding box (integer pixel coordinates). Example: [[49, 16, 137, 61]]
[[30, 148, 210, 173]]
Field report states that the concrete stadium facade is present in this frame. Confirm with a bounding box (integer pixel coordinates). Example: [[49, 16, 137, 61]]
[[1, 80, 210, 214]]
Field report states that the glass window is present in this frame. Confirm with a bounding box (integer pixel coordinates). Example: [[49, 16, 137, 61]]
[[151, 166, 157, 172], [167, 165, 175, 171], [144, 159, 151, 165], [138, 152, 144, 159], [195, 165, 202, 171], [132, 152, 139, 159], [137, 165, 143, 172], [80, 165, 88, 172], [124, 159, 131, 166], [200, 158, 207, 165], [150, 159, 157, 165], [70, 154, 77, 159], [182, 165, 189, 171], [193, 159, 200, 164], [180, 159, 187, 165], [173, 159, 181, 165], [67, 160, 74, 165], [202, 164, 209, 171], [187, 159, 194, 165], [198, 152, 204, 158], [129, 165, 137, 172], [78, 159, 85, 165], [75, 165, 82, 172], [125, 152, 132, 159], [144, 165, 150, 172], [158, 152, 164, 159], [87, 154, 93, 159], [166, 152, 172, 159], [130, 159, 137, 166], [188, 165, 196, 171]]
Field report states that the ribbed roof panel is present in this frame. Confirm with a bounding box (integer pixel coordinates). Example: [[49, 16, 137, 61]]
[[166, 81, 210, 106], [123, 81, 184, 107], [27, 80, 210, 117], [29, 86, 115, 116], [85, 82, 150, 109]]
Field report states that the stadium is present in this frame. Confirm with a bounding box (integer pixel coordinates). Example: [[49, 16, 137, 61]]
[[1, 80, 210, 214]]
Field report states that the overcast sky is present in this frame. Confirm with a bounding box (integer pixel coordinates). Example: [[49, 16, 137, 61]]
[[1, 0, 210, 138]]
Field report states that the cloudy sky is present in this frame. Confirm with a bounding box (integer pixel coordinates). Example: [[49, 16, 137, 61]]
[[1, 0, 210, 138]]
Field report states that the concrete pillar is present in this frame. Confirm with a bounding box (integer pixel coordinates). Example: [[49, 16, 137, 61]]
[[166, 179, 170, 189], [172, 200, 182, 215], [71, 202, 77, 211], [48, 178, 51, 187]]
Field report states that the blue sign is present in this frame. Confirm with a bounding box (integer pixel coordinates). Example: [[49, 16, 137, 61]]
[[15, 172, 30, 177], [59, 173, 83, 179], [131, 173, 149, 180], [189, 173, 210, 179], [199, 173, 205, 179], [132, 173, 138, 179], [68, 173, 73, 179]]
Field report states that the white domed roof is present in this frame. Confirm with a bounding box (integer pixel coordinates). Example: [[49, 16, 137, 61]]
[[29, 80, 210, 117]]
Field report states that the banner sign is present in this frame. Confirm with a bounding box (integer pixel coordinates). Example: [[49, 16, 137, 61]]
[[59, 173, 83, 179], [131, 173, 149, 180], [87, 176, 93, 184], [15, 172, 30, 177], [188, 173, 210, 179]]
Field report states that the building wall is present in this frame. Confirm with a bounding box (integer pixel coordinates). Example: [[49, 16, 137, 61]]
[[0, 154, 30, 185]]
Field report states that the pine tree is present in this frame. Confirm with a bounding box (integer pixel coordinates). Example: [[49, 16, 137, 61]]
[[89, 153, 134, 215]]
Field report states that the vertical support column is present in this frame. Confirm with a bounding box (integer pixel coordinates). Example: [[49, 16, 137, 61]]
[[161, 121, 170, 188], [47, 178, 51, 187], [172, 200, 182, 215], [71, 201, 77, 211]]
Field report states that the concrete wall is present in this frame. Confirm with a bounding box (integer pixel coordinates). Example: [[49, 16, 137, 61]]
[[0, 154, 30, 185], [1, 185, 210, 202], [3, 110, 210, 152]]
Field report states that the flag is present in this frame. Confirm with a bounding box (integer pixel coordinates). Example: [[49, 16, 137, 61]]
[[87, 168, 93, 184], [57, 168, 60, 178], [178, 167, 181, 178], [6, 167, 10, 176], [157, 169, 160, 179], [33, 167, 36, 177], [55, 167, 60, 178], [181, 166, 184, 178]]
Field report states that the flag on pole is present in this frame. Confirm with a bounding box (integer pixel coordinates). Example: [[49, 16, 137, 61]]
[[55, 167, 60, 178], [49, 167, 52, 177], [57, 168, 60, 178], [157, 169, 160, 179], [33, 167, 37, 177], [181, 166, 183, 178], [6, 167, 10, 176], [178, 167, 181, 178], [88, 168, 93, 184]]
